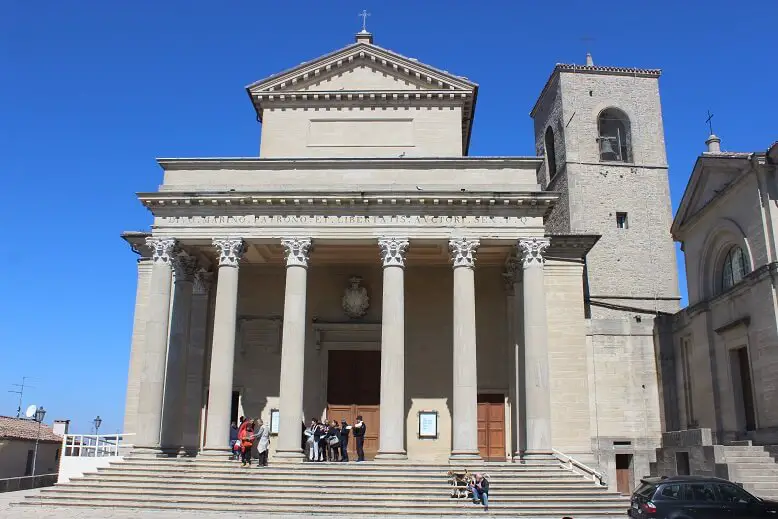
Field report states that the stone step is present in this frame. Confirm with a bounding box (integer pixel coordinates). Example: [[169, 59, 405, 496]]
[[124, 457, 559, 467], [65, 478, 611, 490], [724, 454, 773, 462], [731, 475, 778, 483], [89, 468, 584, 481], [106, 462, 569, 474], [37, 487, 627, 504], [22, 496, 629, 515]]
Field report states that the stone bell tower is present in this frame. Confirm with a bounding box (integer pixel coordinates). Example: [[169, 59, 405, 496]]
[[530, 54, 681, 484]]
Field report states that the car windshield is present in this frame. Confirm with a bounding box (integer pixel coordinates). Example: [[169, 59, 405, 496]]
[[635, 482, 658, 498]]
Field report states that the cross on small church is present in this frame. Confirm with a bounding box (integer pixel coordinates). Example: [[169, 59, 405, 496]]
[[358, 10, 370, 32], [706, 110, 715, 135]]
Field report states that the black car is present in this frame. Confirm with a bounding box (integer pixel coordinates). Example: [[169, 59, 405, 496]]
[[628, 475, 778, 518]]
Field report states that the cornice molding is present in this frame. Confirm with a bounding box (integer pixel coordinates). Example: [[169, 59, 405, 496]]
[[138, 191, 559, 219], [156, 156, 543, 171]]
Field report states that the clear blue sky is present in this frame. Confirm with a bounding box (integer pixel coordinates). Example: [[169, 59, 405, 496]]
[[1, 1, 775, 435]]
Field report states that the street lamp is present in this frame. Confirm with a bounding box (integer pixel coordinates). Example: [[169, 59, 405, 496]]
[[93, 415, 102, 434], [31, 406, 46, 478]]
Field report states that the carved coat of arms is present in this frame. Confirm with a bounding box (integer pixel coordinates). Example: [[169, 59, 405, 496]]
[[342, 276, 369, 319]]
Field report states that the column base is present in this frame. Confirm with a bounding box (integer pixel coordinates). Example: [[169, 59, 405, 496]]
[[273, 449, 306, 463], [374, 451, 407, 461], [516, 450, 557, 463], [449, 450, 482, 462], [199, 447, 232, 459], [130, 446, 163, 458]]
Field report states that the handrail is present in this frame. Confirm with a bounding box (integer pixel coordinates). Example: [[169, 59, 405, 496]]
[[552, 449, 606, 486], [61, 433, 135, 458]]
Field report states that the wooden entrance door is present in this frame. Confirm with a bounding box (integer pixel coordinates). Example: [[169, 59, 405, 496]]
[[477, 394, 506, 461], [326, 350, 380, 460], [616, 454, 633, 495]]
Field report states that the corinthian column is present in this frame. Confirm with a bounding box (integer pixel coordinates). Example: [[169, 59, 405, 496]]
[[275, 238, 312, 460], [182, 270, 212, 454], [449, 238, 481, 460], [159, 253, 198, 453], [135, 237, 177, 451], [376, 238, 409, 460], [518, 237, 552, 458], [202, 238, 245, 455]]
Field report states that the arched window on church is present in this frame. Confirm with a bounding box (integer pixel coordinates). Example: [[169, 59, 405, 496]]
[[721, 245, 749, 292], [544, 126, 557, 179], [597, 108, 632, 162]]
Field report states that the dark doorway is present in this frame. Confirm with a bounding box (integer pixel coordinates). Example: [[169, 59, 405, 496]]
[[730, 347, 756, 432], [231, 391, 240, 424], [25, 449, 33, 476], [676, 451, 690, 475], [327, 350, 380, 460], [616, 454, 633, 495], [477, 393, 506, 461]]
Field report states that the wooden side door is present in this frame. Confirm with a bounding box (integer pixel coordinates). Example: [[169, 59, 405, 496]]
[[477, 394, 506, 461], [615, 454, 633, 495]]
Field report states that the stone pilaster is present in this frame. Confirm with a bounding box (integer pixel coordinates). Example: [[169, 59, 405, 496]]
[[376, 238, 409, 460], [202, 239, 245, 455], [275, 238, 312, 460], [518, 237, 553, 457], [448, 238, 481, 460], [182, 269, 213, 454], [135, 237, 177, 451]]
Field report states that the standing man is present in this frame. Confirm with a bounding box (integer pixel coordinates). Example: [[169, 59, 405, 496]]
[[353, 415, 366, 462], [254, 418, 270, 467], [339, 419, 350, 462]]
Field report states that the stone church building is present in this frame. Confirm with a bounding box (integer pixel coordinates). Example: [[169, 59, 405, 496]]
[[121, 30, 682, 492]]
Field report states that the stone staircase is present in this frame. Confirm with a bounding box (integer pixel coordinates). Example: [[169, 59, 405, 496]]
[[19, 455, 630, 517], [718, 445, 778, 500]]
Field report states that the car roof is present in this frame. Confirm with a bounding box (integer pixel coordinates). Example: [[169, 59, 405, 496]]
[[641, 476, 735, 484]]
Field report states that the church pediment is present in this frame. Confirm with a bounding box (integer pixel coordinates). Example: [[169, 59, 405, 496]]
[[672, 155, 750, 236], [247, 42, 476, 95]]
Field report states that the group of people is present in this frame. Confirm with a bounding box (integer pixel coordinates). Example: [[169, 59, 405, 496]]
[[229, 416, 270, 467], [303, 415, 366, 462]]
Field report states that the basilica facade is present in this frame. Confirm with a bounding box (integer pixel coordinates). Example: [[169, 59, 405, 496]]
[[122, 30, 679, 492]]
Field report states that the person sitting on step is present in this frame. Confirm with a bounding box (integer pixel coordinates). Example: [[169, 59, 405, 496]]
[[469, 472, 489, 511]]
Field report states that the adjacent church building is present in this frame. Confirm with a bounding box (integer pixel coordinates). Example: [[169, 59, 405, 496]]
[[123, 29, 775, 494]]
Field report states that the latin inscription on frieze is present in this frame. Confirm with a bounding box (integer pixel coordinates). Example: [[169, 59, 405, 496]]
[[159, 215, 520, 226]]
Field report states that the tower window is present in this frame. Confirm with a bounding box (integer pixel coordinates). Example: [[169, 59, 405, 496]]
[[616, 212, 628, 229], [544, 126, 557, 178], [598, 108, 632, 163]]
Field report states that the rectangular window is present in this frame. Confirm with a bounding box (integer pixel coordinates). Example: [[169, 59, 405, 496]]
[[616, 212, 628, 229]]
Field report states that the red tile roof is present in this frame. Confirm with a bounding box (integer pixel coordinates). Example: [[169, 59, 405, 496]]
[[0, 416, 63, 443]]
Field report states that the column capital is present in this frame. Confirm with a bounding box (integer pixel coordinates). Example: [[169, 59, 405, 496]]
[[518, 237, 550, 268], [145, 237, 178, 266], [449, 238, 480, 269], [172, 254, 199, 282], [213, 238, 245, 268], [193, 269, 214, 295], [378, 237, 410, 268], [282, 238, 312, 268]]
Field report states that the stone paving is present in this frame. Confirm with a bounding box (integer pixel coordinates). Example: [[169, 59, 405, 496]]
[[0, 491, 493, 519]]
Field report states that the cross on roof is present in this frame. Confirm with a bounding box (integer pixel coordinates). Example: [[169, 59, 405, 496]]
[[358, 10, 370, 32], [706, 110, 715, 135]]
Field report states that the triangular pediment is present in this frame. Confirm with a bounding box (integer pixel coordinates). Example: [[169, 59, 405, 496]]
[[247, 42, 476, 94], [672, 155, 750, 235]]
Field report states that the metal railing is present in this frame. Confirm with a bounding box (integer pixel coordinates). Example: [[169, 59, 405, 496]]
[[61, 433, 134, 458], [552, 449, 606, 486], [0, 473, 58, 493]]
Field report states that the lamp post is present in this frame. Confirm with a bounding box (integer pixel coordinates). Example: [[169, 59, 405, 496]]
[[32, 406, 46, 478], [93, 415, 103, 456]]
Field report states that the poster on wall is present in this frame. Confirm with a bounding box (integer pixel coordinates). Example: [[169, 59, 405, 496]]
[[418, 410, 438, 438], [269, 409, 280, 435]]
